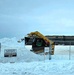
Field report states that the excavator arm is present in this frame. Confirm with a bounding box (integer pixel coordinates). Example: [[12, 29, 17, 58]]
[[27, 31, 55, 55], [28, 31, 53, 44]]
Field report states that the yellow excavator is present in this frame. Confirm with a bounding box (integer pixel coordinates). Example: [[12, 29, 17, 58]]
[[27, 31, 55, 55], [19, 31, 74, 55]]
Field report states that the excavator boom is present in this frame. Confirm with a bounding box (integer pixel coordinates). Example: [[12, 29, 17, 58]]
[[28, 31, 53, 44], [27, 31, 55, 55]]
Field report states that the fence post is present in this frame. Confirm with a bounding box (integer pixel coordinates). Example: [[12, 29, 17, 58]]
[[0, 43, 1, 52], [69, 42, 71, 60], [49, 44, 52, 60]]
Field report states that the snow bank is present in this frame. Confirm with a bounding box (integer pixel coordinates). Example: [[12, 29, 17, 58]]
[[0, 37, 44, 63], [0, 37, 24, 48]]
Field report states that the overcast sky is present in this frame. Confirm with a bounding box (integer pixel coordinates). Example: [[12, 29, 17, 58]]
[[0, 0, 74, 38]]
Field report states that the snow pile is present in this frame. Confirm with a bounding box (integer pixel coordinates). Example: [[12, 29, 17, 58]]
[[0, 37, 44, 62], [0, 37, 24, 48]]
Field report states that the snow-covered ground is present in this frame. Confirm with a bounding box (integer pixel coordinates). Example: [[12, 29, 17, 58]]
[[0, 60, 74, 75], [0, 37, 74, 75]]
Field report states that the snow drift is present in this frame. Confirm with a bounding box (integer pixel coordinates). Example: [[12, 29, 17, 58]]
[[0, 37, 44, 63]]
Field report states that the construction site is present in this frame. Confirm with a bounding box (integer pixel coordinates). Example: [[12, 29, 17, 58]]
[[25, 31, 74, 58], [1, 0, 74, 75], [1, 31, 74, 60], [0, 31, 74, 75]]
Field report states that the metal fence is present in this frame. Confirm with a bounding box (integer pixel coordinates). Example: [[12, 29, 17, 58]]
[[55, 41, 74, 60], [44, 41, 74, 60]]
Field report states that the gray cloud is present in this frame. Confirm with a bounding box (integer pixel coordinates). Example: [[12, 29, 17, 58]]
[[0, 0, 74, 38]]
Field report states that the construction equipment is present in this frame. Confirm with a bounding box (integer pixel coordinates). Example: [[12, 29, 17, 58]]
[[18, 31, 74, 55], [25, 31, 55, 55]]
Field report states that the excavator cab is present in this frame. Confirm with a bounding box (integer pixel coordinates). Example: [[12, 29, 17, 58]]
[[25, 37, 49, 53], [25, 31, 55, 54]]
